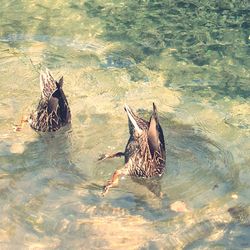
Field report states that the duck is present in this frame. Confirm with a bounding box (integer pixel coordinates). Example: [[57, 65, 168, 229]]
[[99, 103, 166, 196], [29, 69, 71, 132]]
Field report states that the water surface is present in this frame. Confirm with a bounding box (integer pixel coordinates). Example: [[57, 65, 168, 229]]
[[0, 1, 249, 249]]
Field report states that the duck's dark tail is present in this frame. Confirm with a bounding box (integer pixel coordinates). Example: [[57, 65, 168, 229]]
[[148, 103, 165, 156], [48, 76, 71, 124]]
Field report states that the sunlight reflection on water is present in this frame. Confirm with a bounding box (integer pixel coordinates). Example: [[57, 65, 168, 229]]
[[0, 0, 249, 249]]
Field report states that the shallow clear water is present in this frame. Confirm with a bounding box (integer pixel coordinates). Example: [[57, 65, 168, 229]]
[[0, 1, 250, 249]]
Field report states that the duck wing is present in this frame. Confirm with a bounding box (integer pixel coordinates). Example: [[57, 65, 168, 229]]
[[124, 104, 148, 135], [40, 68, 57, 100]]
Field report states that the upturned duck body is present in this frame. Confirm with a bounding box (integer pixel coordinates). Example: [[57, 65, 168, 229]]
[[100, 103, 166, 196], [29, 69, 71, 132]]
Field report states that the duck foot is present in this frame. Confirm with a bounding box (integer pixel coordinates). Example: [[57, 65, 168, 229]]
[[102, 181, 113, 196], [98, 152, 124, 161], [13, 116, 28, 132], [101, 169, 122, 196]]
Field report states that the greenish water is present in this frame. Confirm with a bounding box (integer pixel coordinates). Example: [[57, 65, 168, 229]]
[[0, 1, 249, 249]]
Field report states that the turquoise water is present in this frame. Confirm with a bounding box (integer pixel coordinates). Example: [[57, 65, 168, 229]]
[[0, 1, 249, 249]]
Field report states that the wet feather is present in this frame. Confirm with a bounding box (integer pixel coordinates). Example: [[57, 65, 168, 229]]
[[101, 103, 166, 195], [29, 69, 71, 132]]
